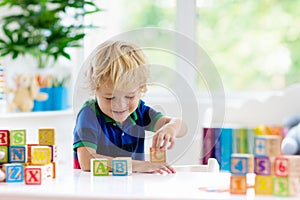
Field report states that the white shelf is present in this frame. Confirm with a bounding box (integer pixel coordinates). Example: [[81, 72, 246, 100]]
[[0, 109, 74, 119]]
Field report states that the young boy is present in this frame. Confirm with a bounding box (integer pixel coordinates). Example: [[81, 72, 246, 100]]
[[73, 40, 187, 173]]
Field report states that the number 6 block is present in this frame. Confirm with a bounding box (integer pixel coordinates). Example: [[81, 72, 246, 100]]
[[274, 156, 300, 178]]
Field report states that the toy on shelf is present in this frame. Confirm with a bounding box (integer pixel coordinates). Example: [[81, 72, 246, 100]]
[[6, 74, 48, 112]]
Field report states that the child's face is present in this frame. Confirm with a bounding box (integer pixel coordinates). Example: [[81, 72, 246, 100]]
[[95, 85, 142, 124]]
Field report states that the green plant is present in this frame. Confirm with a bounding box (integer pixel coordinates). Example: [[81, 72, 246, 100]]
[[0, 0, 100, 68]]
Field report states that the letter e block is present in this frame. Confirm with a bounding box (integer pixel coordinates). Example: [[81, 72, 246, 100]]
[[150, 147, 166, 163], [255, 175, 273, 195], [230, 175, 247, 195], [0, 130, 9, 146], [38, 128, 55, 145], [25, 167, 42, 185], [91, 158, 109, 176], [9, 129, 26, 146]]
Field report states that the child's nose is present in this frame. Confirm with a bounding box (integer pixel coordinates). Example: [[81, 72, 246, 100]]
[[112, 98, 128, 108]]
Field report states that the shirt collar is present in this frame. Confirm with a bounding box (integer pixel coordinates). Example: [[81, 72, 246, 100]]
[[95, 99, 139, 125]]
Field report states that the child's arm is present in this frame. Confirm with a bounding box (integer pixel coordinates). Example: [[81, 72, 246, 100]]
[[77, 146, 176, 173], [152, 116, 187, 150]]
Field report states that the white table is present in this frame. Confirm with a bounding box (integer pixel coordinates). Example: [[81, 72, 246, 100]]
[[0, 166, 299, 200]]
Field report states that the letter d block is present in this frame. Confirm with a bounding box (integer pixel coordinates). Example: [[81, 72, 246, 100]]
[[9, 129, 26, 146], [25, 167, 42, 185], [150, 147, 166, 163], [4, 163, 24, 183], [91, 158, 109, 176]]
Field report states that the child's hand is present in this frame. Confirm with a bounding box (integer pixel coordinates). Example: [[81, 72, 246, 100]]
[[152, 124, 176, 150], [133, 160, 176, 174]]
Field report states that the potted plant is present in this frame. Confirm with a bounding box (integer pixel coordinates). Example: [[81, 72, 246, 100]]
[[0, 0, 100, 69], [0, 0, 100, 112]]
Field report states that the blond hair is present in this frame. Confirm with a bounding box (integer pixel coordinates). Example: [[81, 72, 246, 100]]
[[85, 40, 149, 92]]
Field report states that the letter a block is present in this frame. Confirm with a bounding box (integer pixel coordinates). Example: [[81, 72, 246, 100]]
[[230, 175, 247, 194], [38, 128, 55, 145], [25, 167, 42, 185], [150, 147, 166, 163], [9, 129, 26, 146], [112, 157, 132, 176], [91, 158, 109, 176], [4, 163, 24, 183]]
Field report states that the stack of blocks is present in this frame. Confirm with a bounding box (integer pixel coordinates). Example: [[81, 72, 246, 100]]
[[0, 128, 56, 184], [230, 135, 300, 197], [91, 147, 166, 176]]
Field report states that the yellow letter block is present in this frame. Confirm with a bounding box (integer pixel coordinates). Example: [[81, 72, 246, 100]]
[[38, 128, 55, 145], [31, 146, 52, 165]]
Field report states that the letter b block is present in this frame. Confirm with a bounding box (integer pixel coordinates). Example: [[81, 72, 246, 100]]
[[112, 157, 132, 176], [91, 158, 109, 176]]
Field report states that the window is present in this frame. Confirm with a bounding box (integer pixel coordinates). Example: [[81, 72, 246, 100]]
[[197, 0, 300, 91]]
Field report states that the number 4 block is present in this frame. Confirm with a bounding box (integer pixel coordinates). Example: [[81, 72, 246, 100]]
[[230, 154, 254, 175]]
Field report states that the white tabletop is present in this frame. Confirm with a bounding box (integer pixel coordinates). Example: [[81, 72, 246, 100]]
[[0, 165, 299, 200]]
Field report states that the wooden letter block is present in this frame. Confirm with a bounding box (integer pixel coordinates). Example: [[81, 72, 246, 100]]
[[254, 135, 281, 157], [91, 158, 109, 176], [231, 154, 254, 175], [4, 163, 24, 183], [9, 129, 26, 146], [230, 175, 247, 195], [0, 130, 9, 146], [25, 166, 42, 185], [31, 146, 52, 164], [255, 175, 273, 195], [0, 146, 8, 163], [8, 146, 26, 163], [254, 156, 270, 175], [150, 147, 166, 163], [112, 157, 132, 176], [38, 128, 55, 145]]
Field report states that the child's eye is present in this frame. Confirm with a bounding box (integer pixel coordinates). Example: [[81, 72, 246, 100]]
[[125, 96, 134, 99]]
